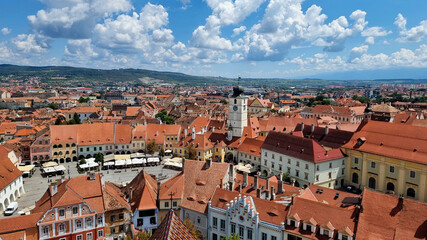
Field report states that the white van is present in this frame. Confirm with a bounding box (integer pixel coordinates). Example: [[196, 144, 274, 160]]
[[4, 202, 18, 216]]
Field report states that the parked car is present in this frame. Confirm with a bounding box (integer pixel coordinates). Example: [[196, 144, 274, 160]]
[[4, 202, 18, 216]]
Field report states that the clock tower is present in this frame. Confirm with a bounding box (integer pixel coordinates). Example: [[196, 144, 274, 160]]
[[228, 79, 247, 138]]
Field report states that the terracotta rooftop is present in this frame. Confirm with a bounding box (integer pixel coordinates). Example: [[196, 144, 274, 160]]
[[342, 120, 427, 164], [150, 210, 196, 240], [357, 188, 427, 240], [0, 146, 22, 190], [262, 132, 344, 163]]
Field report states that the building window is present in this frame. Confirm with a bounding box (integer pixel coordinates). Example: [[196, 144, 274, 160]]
[[119, 213, 124, 220], [271, 162, 275, 169], [76, 220, 82, 230], [231, 223, 236, 234], [220, 219, 225, 231], [342, 168, 345, 175], [304, 172, 308, 180], [247, 229, 253, 240], [98, 230, 104, 237], [371, 162, 376, 168], [59, 223, 65, 233], [272, 154, 275, 159], [110, 215, 116, 222], [165, 202, 169, 208], [279, 156, 282, 162], [97, 216, 103, 225], [389, 166, 394, 173], [305, 164, 309, 170], [150, 217, 157, 225], [295, 170, 299, 177], [354, 157, 359, 164], [264, 152, 267, 157], [315, 175, 319, 182], [271, 236, 277, 240], [213, 217, 218, 229], [239, 225, 244, 238], [111, 227, 116, 233], [342, 159, 345, 165], [262, 233, 267, 240], [137, 219, 143, 226], [73, 206, 78, 215], [42, 227, 49, 237], [173, 201, 177, 207], [212, 233, 218, 240], [86, 218, 93, 227], [296, 161, 299, 167], [410, 171, 416, 178], [119, 225, 124, 232], [328, 172, 332, 179], [342, 235, 348, 240], [59, 209, 65, 218], [87, 233, 93, 240], [76, 235, 82, 240]]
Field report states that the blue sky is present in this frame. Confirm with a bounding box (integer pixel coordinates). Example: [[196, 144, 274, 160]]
[[0, 0, 426, 79]]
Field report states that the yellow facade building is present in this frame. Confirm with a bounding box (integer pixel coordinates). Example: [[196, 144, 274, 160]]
[[342, 121, 427, 202]]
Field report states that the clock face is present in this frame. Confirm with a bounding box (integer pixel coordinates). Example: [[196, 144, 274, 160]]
[[233, 105, 238, 111]]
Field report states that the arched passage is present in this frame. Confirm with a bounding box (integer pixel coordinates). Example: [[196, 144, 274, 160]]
[[386, 182, 395, 192], [368, 177, 376, 189], [407, 188, 416, 198], [352, 172, 359, 184]]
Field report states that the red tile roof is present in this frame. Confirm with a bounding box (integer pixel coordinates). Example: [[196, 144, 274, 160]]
[[236, 137, 265, 157], [0, 213, 42, 235], [357, 188, 427, 240], [342, 120, 427, 164], [150, 210, 196, 240], [262, 132, 344, 163], [127, 170, 158, 212], [0, 146, 22, 190], [180, 160, 231, 214]]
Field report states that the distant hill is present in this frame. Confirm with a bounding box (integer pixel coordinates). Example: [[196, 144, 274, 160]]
[[0, 64, 234, 86], [0, 64, 425, 87]]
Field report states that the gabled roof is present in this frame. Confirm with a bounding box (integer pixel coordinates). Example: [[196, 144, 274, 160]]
[[103, 182, 131, 211], [210, 188, 290, 226], [342, 120, 427, 164], [295, 123, 354, 148], [0, 213, 43, 235], [262, 131, 344, 163], [126, 170, 158, 212], [150, 210, 196, 240], [236, 137, 265, 157], [357, 188, 427, 240], [0, 146, 22, 190], [180, 160, 230, 214], [159, 173, 184, 200], [286, 197, 357, 238], [31, 173, 105, 214]]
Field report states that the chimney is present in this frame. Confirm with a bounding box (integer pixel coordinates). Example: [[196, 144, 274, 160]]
[[311, 124, 315, 133], [155, 130, 158, 136], [184, 128, 188, 136], [129, 187, 133, 203], [397, 195, 404, 211], [192, 127, 195, 133], [243, 172, 248, 188], [256, 188, 261, 198], [271, 186, 276, 200], [278, 173, 284, 194], [206, 159, 212, 168], [265, 189, 270, 200], [212, 126, 215, 132], [238, 184, 242, 193], [50, 181, 58, 196], [201, 127, 205, 134], [88, 171, 95, 180], [325, 125, 329, 135], [301, 122, 305, 131], [192, 131, 195, 140], [182, 158, 185, 172], [254, 173, 259, 190], [266, 176, 270, 191]]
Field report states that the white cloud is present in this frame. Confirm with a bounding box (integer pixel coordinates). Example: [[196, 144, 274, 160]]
[[394, 13, 427, 42], [238, 1, 368, 61], [28, 0, 133, 39], [365, 36, 375, 45], [1, 28, 11, 35], [232, 26, 246, 37], [348, 44, 369, 61], [284, 44, 427, 76], [362, 27, 391, 37], [190, 0, 265, 50], [93, 3, 173, 52], [12, 34, 50, 54]]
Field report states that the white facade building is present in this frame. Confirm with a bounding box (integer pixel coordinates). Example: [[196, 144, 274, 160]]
[[228, 85, 248, 139]]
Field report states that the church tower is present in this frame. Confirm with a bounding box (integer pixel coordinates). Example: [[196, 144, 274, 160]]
[[228, 77, 247, 138]]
